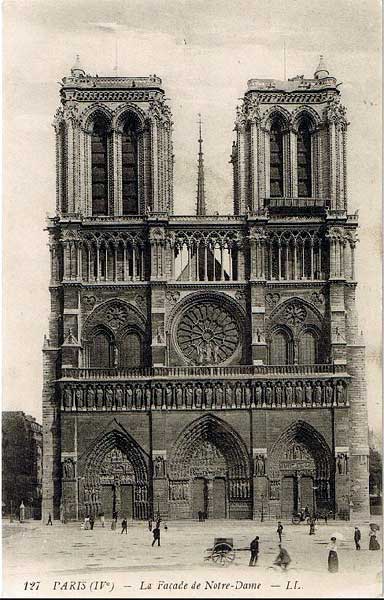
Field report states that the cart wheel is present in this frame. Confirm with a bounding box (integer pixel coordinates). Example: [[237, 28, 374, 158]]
[[211, 543, 235, 567]]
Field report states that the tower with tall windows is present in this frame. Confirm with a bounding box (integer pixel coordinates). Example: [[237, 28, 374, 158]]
[[42, 57, 369, 524]]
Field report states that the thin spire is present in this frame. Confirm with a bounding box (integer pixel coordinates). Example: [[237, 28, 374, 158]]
[[196, 113, 206, 216]]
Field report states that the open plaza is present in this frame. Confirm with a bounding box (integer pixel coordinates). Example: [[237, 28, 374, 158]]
[[3, 519, 382, 598]]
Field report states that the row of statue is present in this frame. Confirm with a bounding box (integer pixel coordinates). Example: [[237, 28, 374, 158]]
[[229, 480, 250, 499], [62, 379, 347, 411]]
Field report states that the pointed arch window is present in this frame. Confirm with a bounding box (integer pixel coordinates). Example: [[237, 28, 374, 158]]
[[270, 120, 284, 197], [90, 329, 113, 368], [299, 330, 317, 364], [91, 119, 109, 215], [122, 118, 139, 215], [119, 331, 142, 368], [297, 120, 312, 198], [270, 329, 293, 365]]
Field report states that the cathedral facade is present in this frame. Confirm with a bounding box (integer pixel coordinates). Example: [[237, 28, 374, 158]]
[[42, 57, 370, 522]]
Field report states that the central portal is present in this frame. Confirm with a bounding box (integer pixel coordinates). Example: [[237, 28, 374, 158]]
[[168, 415, 251, 519]]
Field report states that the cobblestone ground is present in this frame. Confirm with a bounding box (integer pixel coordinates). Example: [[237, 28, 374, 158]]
[[2, 519, 382, 598]]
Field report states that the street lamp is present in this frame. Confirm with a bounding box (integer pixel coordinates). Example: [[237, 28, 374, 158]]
[[260, 494, 264, 522]]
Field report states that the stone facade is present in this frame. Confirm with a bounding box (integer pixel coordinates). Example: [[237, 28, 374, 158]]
[[2, 412, 43, 518], [42, 57, 369, 522]]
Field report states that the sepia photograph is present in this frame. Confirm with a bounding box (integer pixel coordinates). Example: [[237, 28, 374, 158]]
[[2, 1, 382, 597]]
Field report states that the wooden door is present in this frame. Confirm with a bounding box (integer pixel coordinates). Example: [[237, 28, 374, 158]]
[[212, 478, 226, 519], [300, 476, 314, 512], [100, 485, 115, 518], [281, 476, 296, 515], [192, 478, 207, 519], [120, 485, 134, 519]]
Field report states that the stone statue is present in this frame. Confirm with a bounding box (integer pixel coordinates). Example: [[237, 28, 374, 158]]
[[63, 458, 74, 479], [115, 386, 123, 409], [265, 384, 272, 406], [336, 381, 344, 404], [295, 382, 303, 405], [325, 382, 333, 404], [205, 384, 213, 408], [225, 383, 233, 407], [337, 453, 344, 475], [96, 386, 104, 409], [215, 384, 223, 408], [154, 456, 164, 478], [255, 383, 262, 406], [86, 386, 95, 409], [113, 345, 119, 368], [315, 382, 322, 405], [305, 382, 313, 405], [105, 386, 113, 409], [275, 383, 282, 406], [255, 455, 265, 476], [145, 385, 152, 408], [185, 385, 193, 408], [285, 382, 293, 405], [176, 384, 183, 407], [155, 385, 163, 408], [235, 384, 243, 407], [195, 385, 202, 408], [166, 385, 173, 407], [126, 385, 133, 409], [75, 387, 84, 409], [64, 387, 72, 409], [135, 385, 143, 409], [245, 385, 252, 406]]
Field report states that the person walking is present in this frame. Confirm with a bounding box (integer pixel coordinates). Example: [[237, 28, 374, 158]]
[[309, 517, 315, 535], [111, 516, 117, 531], [84, 516, 90, 530], [148, 519, 152, 532], [152, 525, 161, 547], [354, 527, 361, 550], [327, 537, 338, 572], [277, 521, 283, 543], [249, 536, 259, 567], [100, 512, 105, 528], [121, 518, 128, 535], [274, 545, 291, 570], [89, 515, 95, 530], [46, 513, 53, 526]]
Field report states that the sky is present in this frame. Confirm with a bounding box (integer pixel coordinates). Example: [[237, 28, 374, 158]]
[[3, 0, 382, 432]]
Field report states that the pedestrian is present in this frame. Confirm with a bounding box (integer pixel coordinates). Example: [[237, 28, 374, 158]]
[[148, 519, 152, 531], [327, 537, 338, 573], [324, 511, 328, 525], [354, 526, 361, 550], [369, 526, 380, 551], [198, 510, 202, 522], [111, 517, 117, 531], [309, 517, 315, 535], [152, 525, 161, 547], [100, 512, 105, 528], [274, 545, 291, 570], [89, 515, 95, 530], [304, 506, 310, 519], [277, 521, 283, 543], [121, 518, 128, 534], [156, 516, 162, 529], [46, 512, 53, 526], [84, 516, 90, 530], [249, 536, 259, 567]]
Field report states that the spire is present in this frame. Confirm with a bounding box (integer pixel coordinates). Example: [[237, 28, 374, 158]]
[[71, 54, 85, 78], [196, 114, 206, 216], [314, 55, 329, 80]]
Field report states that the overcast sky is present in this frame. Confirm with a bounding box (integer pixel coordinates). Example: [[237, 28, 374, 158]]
[[3, 0, 382, 431]]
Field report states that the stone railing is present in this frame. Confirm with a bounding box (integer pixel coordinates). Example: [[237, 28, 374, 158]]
[[265, 197, 326, 209], [59, 373, 349, 413], [61, 363, 345, 381]]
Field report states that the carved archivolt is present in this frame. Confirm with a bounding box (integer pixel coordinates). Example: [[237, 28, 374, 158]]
[[82, 298, 146, 339]]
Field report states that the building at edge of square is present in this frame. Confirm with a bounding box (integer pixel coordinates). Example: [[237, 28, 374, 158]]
[[42, 56, 370, 522]]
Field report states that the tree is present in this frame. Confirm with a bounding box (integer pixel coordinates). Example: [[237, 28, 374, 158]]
[[369, 447, 382, 496]]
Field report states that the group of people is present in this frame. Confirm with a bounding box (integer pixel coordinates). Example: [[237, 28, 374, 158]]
[[78, 511, 166, 547], [248, 522, 380, 573]]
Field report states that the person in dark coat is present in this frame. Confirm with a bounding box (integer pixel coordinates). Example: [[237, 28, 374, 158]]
[[121, 518, 128, 534], [328, 537, 338, 572], [249, 536, 259, 567], [46, 513, 53, 526], [369, 526, 380, 550], [354, 527, 361, 550], [152, 525, 161, 547], [89, 515, 95, 530], [309, 517, 315, 535], [274, 545, 291, 570], [277, 521, 283, 543], [148, 519, 152, 531]]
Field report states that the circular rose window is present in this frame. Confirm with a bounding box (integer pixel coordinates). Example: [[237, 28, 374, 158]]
[[176, 301, 240, 365]]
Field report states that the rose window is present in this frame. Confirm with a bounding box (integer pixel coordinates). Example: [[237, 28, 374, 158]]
[[284, 303, 307, 326], [176, 302, 239, 365], [105, 304, 128, 329]]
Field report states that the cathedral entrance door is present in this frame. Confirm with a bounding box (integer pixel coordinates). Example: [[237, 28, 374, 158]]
[[281, 476, 297, 515], [120, 485, 134, 519], [100, 485, 115, 518], [300, 476, 314, 512], [212, 478, 226, 519], [192, 478, 207, 519]]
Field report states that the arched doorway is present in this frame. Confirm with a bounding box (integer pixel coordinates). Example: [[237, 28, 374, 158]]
[[168, 415, 251, 519], [268, 421, 333, 519], [79, 429, 148, 520]]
